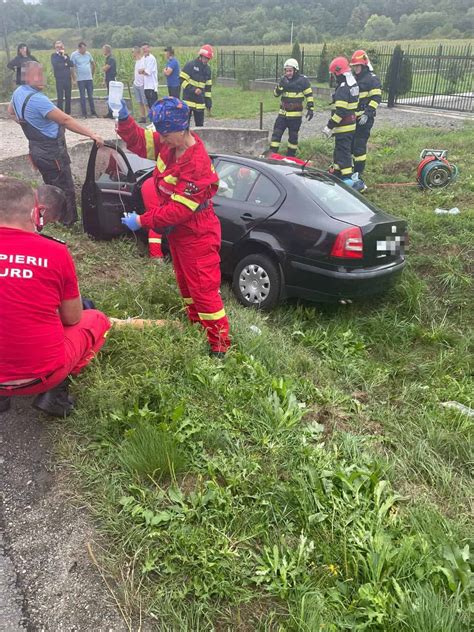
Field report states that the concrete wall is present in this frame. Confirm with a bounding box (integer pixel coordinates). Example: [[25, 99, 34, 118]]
[[0, 97, 132, 120], [192, 127, 268, 155]]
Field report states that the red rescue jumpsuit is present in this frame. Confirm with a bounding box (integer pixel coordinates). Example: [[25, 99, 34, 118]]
[[117, 116, 230, 353]]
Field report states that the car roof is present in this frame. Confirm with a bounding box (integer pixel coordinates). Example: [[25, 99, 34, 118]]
[[212, 153, 329, 179]]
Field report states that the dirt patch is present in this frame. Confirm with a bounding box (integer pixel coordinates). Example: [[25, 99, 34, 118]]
[[382, 159, 414, 177]]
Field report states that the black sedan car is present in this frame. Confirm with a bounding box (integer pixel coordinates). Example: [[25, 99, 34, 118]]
[[81, 143, 407, 310]]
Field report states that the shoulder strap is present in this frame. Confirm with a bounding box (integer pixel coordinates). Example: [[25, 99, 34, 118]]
[[21, 92, 36, 120]]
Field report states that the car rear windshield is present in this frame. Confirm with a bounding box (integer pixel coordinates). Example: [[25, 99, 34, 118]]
[[294, 172, 376, 217]]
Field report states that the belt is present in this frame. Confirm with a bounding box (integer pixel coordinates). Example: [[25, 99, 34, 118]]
[[0, 372, 54, 391]]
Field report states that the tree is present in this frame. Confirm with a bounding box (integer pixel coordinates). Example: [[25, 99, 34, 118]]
[[316, 42, 329, 84], [384, 45, 413, 99], [442, 60, 466, 90], [291, 40, 301, 66], [363, 14, 395, 40]]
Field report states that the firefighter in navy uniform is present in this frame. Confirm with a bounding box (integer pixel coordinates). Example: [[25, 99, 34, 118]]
[[322, 57, 361, 189], [270, 58, 314, 157], [180, 45, 213, 127], [350, 49, 382, 190]]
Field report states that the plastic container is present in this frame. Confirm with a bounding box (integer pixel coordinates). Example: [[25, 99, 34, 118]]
[[107, 81, 124, 119]]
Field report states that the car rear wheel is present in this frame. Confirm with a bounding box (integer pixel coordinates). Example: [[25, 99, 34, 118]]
[[232, 253, 281, 310]]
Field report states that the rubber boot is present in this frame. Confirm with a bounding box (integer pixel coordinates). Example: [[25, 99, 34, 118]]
[[0, 396, 11, 413], [33, 379, 74, 417], [210, 351, 226, 360]]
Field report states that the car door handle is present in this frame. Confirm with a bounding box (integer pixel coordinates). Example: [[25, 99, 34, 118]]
[[240, 212, 254, 220]]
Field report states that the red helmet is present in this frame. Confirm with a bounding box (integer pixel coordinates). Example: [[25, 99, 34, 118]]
[[329, 56, 350, 76], [199, 44, 214, 60], [351, 50, 370, 66]]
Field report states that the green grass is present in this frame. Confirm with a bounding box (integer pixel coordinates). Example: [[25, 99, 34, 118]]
[[50, 122, 473, 630]]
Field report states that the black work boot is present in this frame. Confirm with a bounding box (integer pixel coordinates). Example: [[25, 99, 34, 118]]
[[0, 396, 11, 413], [32, 379, 74, 417], [210, 351, 227, 360]]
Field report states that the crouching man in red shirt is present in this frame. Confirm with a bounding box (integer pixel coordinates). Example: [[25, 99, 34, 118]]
[[0, 177, 111, 417]]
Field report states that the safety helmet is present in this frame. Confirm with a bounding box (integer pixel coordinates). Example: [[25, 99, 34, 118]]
[[329, 56, 351, 76], [150, 97, 190, 133], [199, 44, 214, 60], [350, 50, 370, 66], [283, 58, 299, 71]]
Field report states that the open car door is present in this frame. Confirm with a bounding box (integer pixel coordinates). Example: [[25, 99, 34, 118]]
[[81, 142, 147, 240]]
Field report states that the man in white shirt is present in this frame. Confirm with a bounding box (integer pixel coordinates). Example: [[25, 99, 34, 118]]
[[140, 43, 158, 108], [132, 46, 147, 123]]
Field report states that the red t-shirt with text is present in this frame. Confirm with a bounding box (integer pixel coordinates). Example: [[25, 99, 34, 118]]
[[0, 227, 80, 381]]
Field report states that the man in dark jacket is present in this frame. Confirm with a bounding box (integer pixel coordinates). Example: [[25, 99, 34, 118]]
[[180, 45, 213, 127], [270, 58, 314, 157], [102, 44, 117, 118], [51, 40, 73, 114], [350, 49, 382, 190], [7, 43, 37, 86]]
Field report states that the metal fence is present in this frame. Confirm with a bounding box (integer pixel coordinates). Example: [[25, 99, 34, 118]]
[[218, 44, 473, 112]]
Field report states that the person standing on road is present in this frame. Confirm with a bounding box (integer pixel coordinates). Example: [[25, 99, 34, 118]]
[[8, 62, 104, 226], [269, 58, 314, 157], [7, 43, 37, 86], [0, 177, 111, 417], [163, 46, 181, 98], [140, 43, 158, 109], [132, 46, 147, 123], [102, 44, 117, 119], [51, 40, 73, 114], [322, 57, 361, 189], [180, 45, 213, 127], [71, 42, 98, 118], [350, 49, 382, 190], [118, 97, 231, 357]]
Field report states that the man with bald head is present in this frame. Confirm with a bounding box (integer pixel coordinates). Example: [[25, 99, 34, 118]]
[[8, 61, 103, 226], [0, 177, 110, 417]]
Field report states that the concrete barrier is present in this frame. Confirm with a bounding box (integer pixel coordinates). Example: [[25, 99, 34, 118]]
[[0, 97, 132, 120], [192, 126, 268, 155]]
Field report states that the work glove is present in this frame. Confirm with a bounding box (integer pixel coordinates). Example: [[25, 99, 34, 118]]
[[358, 113, 368, 126], [118, 99, 129, 121], [278, 76, 290, 90], [121, 211, 141, 231], [305, 109, 314, 121], [322, 125, 332, 139]]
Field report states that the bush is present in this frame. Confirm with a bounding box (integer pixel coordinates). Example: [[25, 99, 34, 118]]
[[235, 55, 255, 91], [291, 40, 301, 67], [383, 45, 413, 97], [317, 42, 329, 84]]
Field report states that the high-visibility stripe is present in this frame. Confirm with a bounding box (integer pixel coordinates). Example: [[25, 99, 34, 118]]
[[186, 78, 205, 88], [205, 79, 212, 86], [353, 154, 367, 162], [368, 88, 382, 96], [279, 109, 303, 117], [198, 308, 226, 321], [306, 96, 315, 104], [148, 237, 162, 244], [156, 155, 166, 172], [333, 163, 340, 169], [183, 297, 194, 305], [334, 100, 357, 110], [171, 193, 199, 210], [333, 124, 356, 133], [183, 100, 205, 110], [144, 130, 155, 161], [358, 91, 369, 98], [368, 100, 379, 109], [164, 174, 178, 184], [287, 142, 298, 149], [340, 166, 353, 175], [331, 113, 342, 123], [270, 141, 280, 147], [356, 110, 365, 117], [303, 88, 313, 95], [282, 91, 305, 98], [206, 92, 212, 98], [180, 71, 191, 81]]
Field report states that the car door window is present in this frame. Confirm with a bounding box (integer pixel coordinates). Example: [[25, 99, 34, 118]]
[[248, 174, 281, 207], [215, 161, 258, 201], [95, 146, 134, 184]]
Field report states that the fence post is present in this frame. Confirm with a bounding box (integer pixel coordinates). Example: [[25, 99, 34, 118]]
[[387, 46, 403, 108], [233, 50, 236, 79], [431, 44, 443, 107], [301, 47, 305, 74], [253, 50, 256, 81], [275, 53, 279, 82], [259, 102, 263, 130]]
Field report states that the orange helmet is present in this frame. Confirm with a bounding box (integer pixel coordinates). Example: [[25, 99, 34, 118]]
[[329, 56, 350, 76], [351, 50, 370, 66], [199, 44, 214, 60]]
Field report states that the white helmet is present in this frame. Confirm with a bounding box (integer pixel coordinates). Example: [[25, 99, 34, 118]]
[[284, 58, 299, 71]]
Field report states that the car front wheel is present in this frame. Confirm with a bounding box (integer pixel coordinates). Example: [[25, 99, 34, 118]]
[[232, 253, 281, 310]]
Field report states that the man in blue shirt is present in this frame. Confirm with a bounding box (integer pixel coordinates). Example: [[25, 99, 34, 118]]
[[163, 47, 180, 98], [8, 62, 103, 225], [70, 42, 97, 118]]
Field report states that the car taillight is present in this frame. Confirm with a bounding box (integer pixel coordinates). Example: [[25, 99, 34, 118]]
[[330, 226, 363, 259]]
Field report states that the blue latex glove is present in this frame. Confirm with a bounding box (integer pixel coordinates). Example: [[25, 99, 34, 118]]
[[118, 99, 129, 121], [121, 212, 141, 231]]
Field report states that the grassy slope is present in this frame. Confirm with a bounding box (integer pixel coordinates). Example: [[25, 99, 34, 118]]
[[53, 123, 473, 630]]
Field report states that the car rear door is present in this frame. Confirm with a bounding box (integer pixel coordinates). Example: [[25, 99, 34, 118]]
[[81, 143, 145, 240]]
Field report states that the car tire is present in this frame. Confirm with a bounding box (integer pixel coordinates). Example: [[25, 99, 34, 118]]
[[232, 253, 281, 310]]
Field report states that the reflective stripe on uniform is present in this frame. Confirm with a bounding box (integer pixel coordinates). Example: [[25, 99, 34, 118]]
[[206, 92, 212, 99], [148, 237, 162, 244], [282, 91, 305, 98], [368, 100, 379, 109], [157, 155, 166, 172], [183, 100, 205, 110], [368, 88, 382, 96], [171, 193, 199, 210], [353, 154, 367, 162], [205, 79, 212, 86], [358, 91, 369, 98], [333, 124, 356, 133], [287, 141, 298, 149], [144, 130, 155, 161], [334, 100, 357, 109], [164, 174, 178, 184], [198, 308, 226, 321], [331, 113, 342, 123], [183, 297, 194, 305], [270, 141, 280, 147], [279, 109, 303, 117], [340, 166, 353, 175]]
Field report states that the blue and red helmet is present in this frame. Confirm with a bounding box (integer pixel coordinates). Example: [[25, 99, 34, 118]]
[[150, 97, 190, 133]]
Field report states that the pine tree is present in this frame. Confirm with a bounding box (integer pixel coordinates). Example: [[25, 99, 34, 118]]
[[317, 43, 329, 84], [291, 40, 302, 67]]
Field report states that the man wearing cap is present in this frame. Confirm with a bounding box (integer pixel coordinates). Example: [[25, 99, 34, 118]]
[[117, 97, 231, 357], [163, 47, 181, 99], [180, 45, 213, 127]]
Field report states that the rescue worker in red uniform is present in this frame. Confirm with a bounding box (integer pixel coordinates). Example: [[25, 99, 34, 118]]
[[179, 45, 213, 127], [270, 58, 314, 157], [322, 57, 361, 189], [350, 50, 382, 191], [118, 97, 231, 357], [0, 177, 111, 416]]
